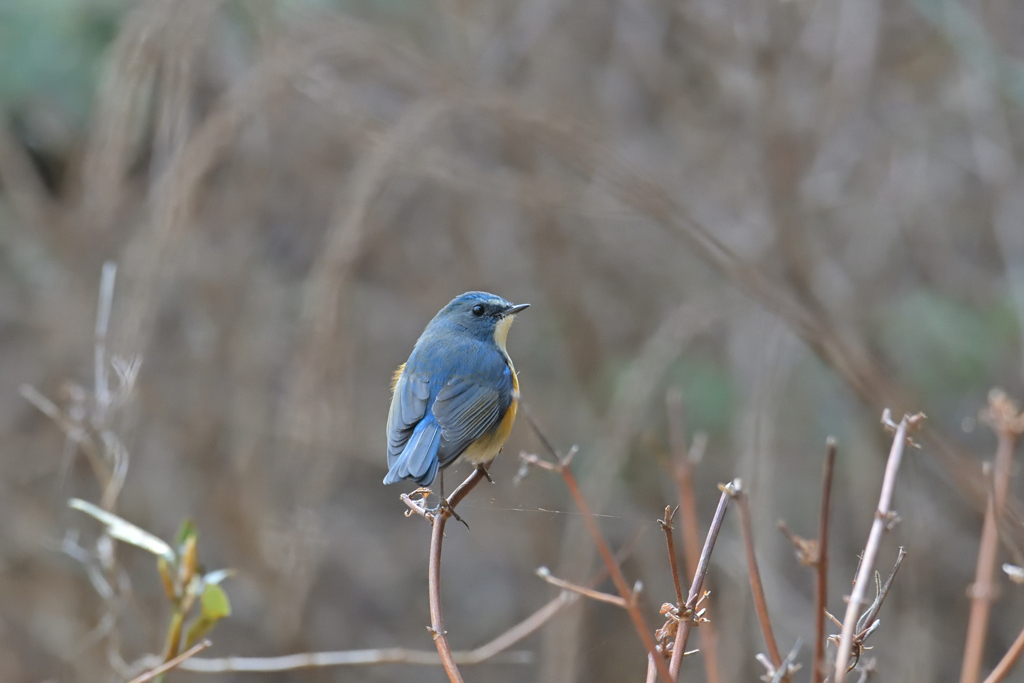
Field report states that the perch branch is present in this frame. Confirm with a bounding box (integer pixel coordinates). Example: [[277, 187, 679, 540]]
[[425, 465, 491, 683]]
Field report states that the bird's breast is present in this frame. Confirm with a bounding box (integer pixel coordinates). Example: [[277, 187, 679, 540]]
[[461, 392, 518, 465]]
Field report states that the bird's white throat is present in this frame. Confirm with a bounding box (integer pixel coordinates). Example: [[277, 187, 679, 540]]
[[493, 314, 515, 352]]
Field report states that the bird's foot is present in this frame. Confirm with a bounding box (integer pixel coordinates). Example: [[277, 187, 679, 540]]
[[411, 487, 469, 529]]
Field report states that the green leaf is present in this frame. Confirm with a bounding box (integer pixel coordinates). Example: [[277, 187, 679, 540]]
[[68, 499, 174, 560], [176, 518, 198, 549], [202, 584, 231, 619], [185, 584, 231, 648]]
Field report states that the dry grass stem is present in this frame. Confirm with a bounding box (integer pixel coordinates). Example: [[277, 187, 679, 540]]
[[834, 410, 924, 681], [670, 482, 734, 679], [961, 390, 1024, 683]]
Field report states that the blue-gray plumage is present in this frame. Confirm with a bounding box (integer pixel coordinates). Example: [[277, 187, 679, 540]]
[[384, 292, 529, 486]]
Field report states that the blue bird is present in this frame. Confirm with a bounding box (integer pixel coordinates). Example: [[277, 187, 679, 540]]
[[384, 292, 529, 487]]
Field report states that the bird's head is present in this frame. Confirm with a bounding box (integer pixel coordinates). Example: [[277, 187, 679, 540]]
[[433, 291, 530, 349]]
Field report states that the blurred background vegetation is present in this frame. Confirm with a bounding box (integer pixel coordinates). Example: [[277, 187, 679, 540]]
[[2, 0, 1024, 681]]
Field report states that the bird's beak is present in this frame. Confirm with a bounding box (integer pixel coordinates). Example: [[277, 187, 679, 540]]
[[505, 303, 530, 316]]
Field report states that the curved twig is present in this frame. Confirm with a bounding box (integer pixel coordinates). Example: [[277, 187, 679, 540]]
[[427, 466, 491, 683]]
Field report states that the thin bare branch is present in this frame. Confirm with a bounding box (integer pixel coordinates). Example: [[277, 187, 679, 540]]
[[424, 465, 492, 683], [535, 567, 629, 608], [178, 589, 580, 673], [522, 415, 674, 683], [177, 647, 530, 672], [834, 410, 925, 681], [981, 624, 1024, 683], [658, 506, 685, 606], [670, 482, 734, 679], [666, 389, 720, 683], [729, 480, 784, 677], [127, 640, 211, 683]]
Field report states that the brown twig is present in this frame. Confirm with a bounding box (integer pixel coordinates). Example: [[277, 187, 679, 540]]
[[520, 451, 673, 683], [521, 418, 674, 683], [666, 389, 721, 683], [982, 624, 1024, 683], [961, 390, 1024, 683], [834, 410, 924, 681], [128, 640, 211, 683], [429, 507, 464, 683], [535, 566, 630, 608], [669, 482, 734, 679], [729, 480, 785, 677], [814, 438, 837, 683], [422, 465, 492, 683], [659, 506, 685, 606]]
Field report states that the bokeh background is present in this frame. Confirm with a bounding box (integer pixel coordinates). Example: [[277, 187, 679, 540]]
[[3, 0, 1024, 681]]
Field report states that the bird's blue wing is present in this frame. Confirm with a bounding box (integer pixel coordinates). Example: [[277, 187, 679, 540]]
[[432, 363, 514, 467], [386, 370, 431, 467], [383, 418, 441, 485]]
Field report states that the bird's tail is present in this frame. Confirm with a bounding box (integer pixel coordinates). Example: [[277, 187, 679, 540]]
[[383, 417, 441, 485]]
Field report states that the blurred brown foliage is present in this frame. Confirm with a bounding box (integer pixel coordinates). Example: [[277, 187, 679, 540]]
[[3, 0, 1024, 681]]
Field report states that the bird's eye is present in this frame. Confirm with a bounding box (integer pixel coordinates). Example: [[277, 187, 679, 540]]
[[472, 304, 486, 316]]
